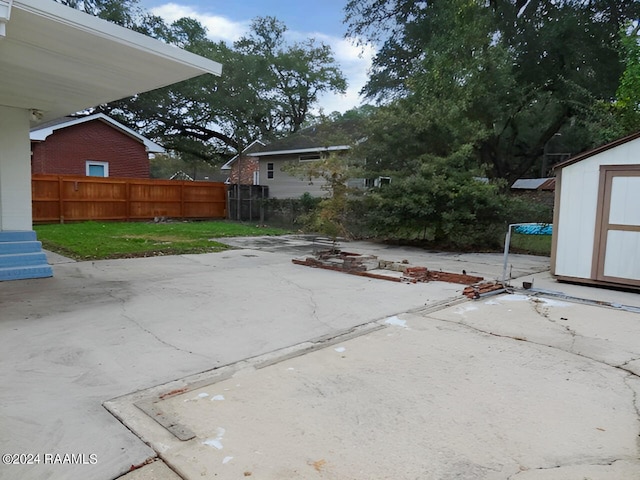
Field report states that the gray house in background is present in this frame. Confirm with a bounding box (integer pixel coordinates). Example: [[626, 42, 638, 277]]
[[244, 120, 366, 199]]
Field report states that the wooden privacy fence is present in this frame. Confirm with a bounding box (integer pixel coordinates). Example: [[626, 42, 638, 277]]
[[32, 175, 227, 223]]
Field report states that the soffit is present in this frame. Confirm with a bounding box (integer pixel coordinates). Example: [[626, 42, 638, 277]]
[[0, 0, 222, 124]]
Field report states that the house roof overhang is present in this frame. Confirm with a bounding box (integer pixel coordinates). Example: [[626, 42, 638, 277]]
[[248, 145, 351, 158], [30, 113, 165, 153], [0, 0, 222, 124], [220, 139, 267, 170]]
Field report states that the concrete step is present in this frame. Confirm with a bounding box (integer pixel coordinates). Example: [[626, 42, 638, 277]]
[[0, 240, 43, 254], [0, 231, 38, 242], [0, 264, 53, 281], [0, 251, 50, 268], [0, 230, 53, 281]]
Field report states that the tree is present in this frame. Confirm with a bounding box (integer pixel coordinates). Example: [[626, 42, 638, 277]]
[[54, 0, 164, 33], [110, 16, 347, 164], [235, 17, 347, 134], [612, 23, 640, 135], [286, 153, 358, 240], [345, 0, 640, 183], [56, 2, 347, 166]]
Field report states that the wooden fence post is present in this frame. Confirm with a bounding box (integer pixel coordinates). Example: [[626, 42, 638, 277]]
[[58, 176, 64, 224]]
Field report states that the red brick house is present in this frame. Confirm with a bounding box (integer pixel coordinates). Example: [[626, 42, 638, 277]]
[[30, 113, 164, 178], [221, 140, 266, 184]]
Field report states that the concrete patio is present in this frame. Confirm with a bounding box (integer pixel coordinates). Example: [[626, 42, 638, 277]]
[[1, 236, 638, 479]]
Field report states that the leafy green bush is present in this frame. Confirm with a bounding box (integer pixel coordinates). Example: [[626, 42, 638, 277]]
[[350, 150, 552, 250]]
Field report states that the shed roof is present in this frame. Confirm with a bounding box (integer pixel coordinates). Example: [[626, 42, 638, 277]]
[[30, 113, 165, 153], [511, 178, 556, 191], [0, 0, 222, 124], [554, 131, 640, 170]]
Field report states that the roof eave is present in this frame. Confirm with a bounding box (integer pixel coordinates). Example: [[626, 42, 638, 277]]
[[554, 130, 640, 170], [29, 113, 165, 153], [3, 1, 222, 124], [13, 1, 222, 76], [248, 145, 351, 157]]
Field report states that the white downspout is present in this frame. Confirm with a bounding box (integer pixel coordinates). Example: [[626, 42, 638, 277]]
[[0, 0, 14, 38]]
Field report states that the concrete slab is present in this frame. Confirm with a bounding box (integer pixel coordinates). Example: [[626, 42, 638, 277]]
[[117, 461, 181, 480], [43, 249, 76, 265], [221, 235, 549, 281], [108, 292, 640, 479], [0, 239, 548, 480], [5, 236, 638, 480]]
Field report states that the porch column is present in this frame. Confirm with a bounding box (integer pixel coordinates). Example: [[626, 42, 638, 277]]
[[0, 105, 32, 231]]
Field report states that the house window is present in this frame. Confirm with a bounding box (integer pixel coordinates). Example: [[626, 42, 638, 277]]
[[299, 154, 322, 162], [253, 170, 260, 185], [366, 176, 392, 188], [375, 176, 391, 187], [86, 161, 109, 177], [267, 162, 274, 179]]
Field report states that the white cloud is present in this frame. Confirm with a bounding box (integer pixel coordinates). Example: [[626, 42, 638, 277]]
[[149, 4, 376, 113], [150, 3, 249, 43], [312, 35, 376, 114]]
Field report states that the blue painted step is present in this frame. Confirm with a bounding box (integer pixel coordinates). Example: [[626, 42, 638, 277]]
[[0, 230, 53, 281], [0, 240, 44, 254], [0, 252, 50, 268], [0, 265, 53, 281], [0, 231, 37, 242]]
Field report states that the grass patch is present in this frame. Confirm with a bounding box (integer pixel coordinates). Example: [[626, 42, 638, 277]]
[[509, 233, 552, 256], [34, 221, 289, 260]]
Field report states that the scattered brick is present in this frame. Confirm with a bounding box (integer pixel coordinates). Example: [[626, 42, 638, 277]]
[[463, 282, 506, 299], [292, 250, 485, 287]]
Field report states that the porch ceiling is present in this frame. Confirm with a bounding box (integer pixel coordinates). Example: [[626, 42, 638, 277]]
[[0, 0, 222, 124]]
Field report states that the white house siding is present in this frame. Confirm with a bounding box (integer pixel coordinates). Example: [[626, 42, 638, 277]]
[[0, 106, 32, 231], [259, 156, 329, 199], [555, 137, 640, 280]]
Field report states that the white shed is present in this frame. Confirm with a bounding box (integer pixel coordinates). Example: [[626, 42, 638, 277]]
[[551, 132, 640, 290]]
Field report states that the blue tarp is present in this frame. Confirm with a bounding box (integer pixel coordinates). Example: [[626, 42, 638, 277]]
[[514, 224, 553, 235]]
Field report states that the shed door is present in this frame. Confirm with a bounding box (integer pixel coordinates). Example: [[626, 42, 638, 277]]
[[593, 166, 640, 286]]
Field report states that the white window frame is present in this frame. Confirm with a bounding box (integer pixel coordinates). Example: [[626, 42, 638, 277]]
[[374, 176, 391, 187], [86, 160, 109, 177]]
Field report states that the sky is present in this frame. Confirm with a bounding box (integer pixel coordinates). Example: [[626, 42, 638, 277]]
[[137, 1, 376, 114]]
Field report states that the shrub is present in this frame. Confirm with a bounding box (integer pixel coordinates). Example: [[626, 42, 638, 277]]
[[352, 150, 552, 249]]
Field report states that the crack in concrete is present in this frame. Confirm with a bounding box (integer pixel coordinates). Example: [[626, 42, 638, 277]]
[[95, 274, 213, 359], [451, 313, 640, 381], [507, 459, 622, 479], [430, 296, 640, 474], [619, 356, 640, 370], [443, 297, 640, 381], [120, 312, 210, 358], [268, 269, 336, 331], [529, 298, 578, 351], [622, 375, 640, 454]]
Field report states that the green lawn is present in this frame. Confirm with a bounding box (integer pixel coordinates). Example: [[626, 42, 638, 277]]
[[509, 233, 552, 256], [34, 221, 289, 260]]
